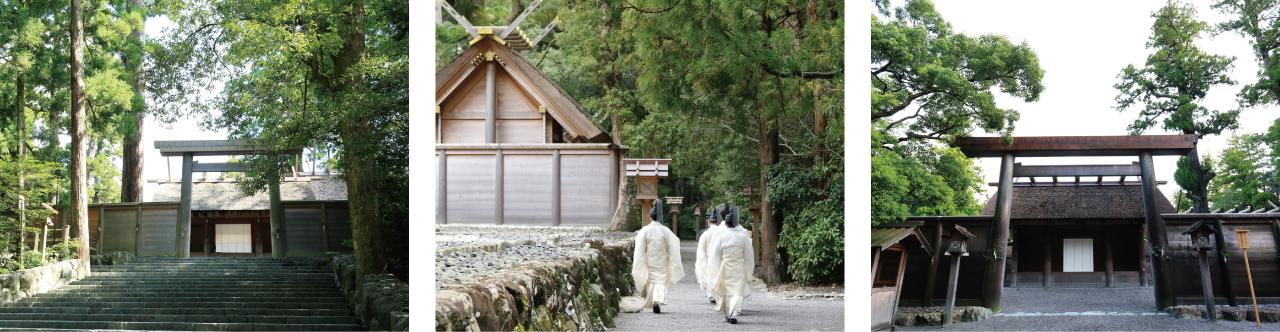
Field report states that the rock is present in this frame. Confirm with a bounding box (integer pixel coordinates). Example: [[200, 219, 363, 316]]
[[963, 306, 992, 322], [1258, 308, 1280, 322], [918, 312, 943, 326], [894, 312, 916, 327], [1222, 307, 1247, 322], [1167, 306, 1201, 320], [618, 296, 645, 313]]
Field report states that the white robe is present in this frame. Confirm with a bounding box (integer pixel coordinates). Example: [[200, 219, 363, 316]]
[[631, 222, 685, 308], [695, 223, 727, 291], [707, 227, 754, 316]]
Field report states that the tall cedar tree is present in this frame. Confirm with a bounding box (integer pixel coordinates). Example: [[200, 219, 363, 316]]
[[1114, 0, 1241, 306]]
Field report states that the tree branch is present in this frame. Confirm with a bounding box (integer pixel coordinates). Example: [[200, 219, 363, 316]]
[[621, 0, 681, 14], [761, 62, 841, 79]]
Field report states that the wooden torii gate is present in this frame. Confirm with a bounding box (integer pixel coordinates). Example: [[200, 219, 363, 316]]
[[952, 135, 1197, 312], [154, 140, 302, 259]]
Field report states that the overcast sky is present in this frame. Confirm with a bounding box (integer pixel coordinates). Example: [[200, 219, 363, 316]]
[[922, 0, 1280, 205]]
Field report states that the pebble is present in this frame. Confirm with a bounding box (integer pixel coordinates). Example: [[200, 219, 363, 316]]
[[435, 225, 633, 289]]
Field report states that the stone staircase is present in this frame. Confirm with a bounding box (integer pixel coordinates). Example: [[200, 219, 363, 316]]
[[0, 257, 363, 331]]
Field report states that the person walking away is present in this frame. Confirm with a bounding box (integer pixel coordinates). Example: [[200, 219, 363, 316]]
[[632, 199, 684, 313], [707, 206, 754, 324], [696, 206, 727, 304]]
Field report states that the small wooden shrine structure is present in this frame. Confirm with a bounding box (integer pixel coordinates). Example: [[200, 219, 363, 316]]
[[871, 221, 932, 331], [435, 15, 625, 226]]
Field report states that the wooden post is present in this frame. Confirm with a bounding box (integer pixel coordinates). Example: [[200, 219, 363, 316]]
[[552, 149, 561, 226], [255, 219, 264, 257], [923, 222, 944, 305], [1044, 229, 1052, 287], [1235, 230, 1260, 327], [269, 176, 287, 258], [438, 149, 447, 224], [485, 62, 496, 143], [97, 205, 104, 254], [495, 149, 504, 225], [1105, 231, 1114, 287], [203, 219, 211, 257], [944, 253, 963, 327], [1212, 218, 1237, 306], [984, 152, 1014, 312], [1139, 151, 1175, 310], [177, 153, 193, 258], [1197, 248, 1217, 322], [320, 202, 330, 252], [40, 223, 48, 265], [135, 205, 142, 256], [1140, 224, 1149, 287]]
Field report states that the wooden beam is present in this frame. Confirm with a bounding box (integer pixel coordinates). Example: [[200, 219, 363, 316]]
[[984, 152, 1014, 312], [437, 0, 478, 37], [485, 62, 496, 144], [191, 162, 249, 173], [155, 140, 301, 157], [1012, 162, 1142, 177], [954, 135, 1197, 158], [177, 153, 193, 258], [438, 150, 447, 224], [1140, 151, 1175, 310], [552, 149, 561, 226], [495, 149, 504, 225], [522, 16, 559, 55]]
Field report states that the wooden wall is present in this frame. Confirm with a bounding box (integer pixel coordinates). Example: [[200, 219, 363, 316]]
[[1163, 217, 1280, 305], [502, 154, 553, 224], [439, 64, 548, 144], [897, 220, 992, 307], [438, 145, 620, 227], [92, 201, 351, 257]]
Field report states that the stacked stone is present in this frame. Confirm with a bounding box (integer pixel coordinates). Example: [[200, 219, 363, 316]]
[[0, 259, 90, 305], [435, 225, 635, 331], [894, 306, 994, 326], [1166, 305, 1280, 322], [329, 254, 410, 331]]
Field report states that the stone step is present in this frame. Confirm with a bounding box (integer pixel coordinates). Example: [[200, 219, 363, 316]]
[[58, 285, 334, 292], [0, 306, 354, 317], [0, 320, 361, 331], [6, 301, 350, 310], [77, 275, 333, 280], [69, 280, 337, 286], [14, 296, 347, 303], [37, 291, 342, 298], [0, 313, 360, 325]]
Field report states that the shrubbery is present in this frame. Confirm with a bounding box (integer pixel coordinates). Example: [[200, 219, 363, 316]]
[[769, 160, 844, 285], [0, 240, 80, 275]]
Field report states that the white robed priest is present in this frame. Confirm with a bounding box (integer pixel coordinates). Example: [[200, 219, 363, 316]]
[[631, 199, 685, 314], [706, 206, 754, 324], [696, 205, 728, 304]]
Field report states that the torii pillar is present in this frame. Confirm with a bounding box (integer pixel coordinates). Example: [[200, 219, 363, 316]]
[[156, 140, 301, 259]]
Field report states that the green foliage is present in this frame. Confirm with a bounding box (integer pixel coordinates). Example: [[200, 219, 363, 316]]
[[871, 126, 985, 225], [769, 160, 843, 284], [1115, 1, 1239, 136], [1214, 0, 1280, 107], [872, 0, 1043, 143], [1208, 134, 1274, 210]]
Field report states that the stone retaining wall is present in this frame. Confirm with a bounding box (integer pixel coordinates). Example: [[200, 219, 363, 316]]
[[1166, 305, 1280, 322], [0, 258, 90, 304], [435, 225, 635, 331], [328, 255, 410, 331], [894, 306, 993, 326]]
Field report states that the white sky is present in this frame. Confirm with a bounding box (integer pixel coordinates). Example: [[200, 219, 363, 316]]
[[51, 16, 325, 202], [924, 0, 1280, 204]]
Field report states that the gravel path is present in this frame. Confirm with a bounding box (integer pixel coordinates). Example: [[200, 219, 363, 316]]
[[899, 287, 1272, 331], [611, 240, 844, 331]]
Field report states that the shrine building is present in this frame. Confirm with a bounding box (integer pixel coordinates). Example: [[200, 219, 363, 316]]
[[434, 26, 625, 226]]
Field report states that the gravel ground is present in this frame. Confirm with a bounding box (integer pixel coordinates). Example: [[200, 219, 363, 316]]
[[434, 225, 633, 289], [611, 240, 844, 331], [898, 287, 1273, 331]]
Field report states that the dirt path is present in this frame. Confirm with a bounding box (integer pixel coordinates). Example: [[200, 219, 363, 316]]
[[611, 240, 844, 331]]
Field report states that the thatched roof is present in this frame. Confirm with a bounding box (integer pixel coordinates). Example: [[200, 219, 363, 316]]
[[151, 179, 348, 210], [979, 185, 1176, 219], [436, 37, 610, 143]]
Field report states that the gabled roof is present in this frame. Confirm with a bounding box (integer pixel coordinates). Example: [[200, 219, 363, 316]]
[[979, 185, 1176, 219], [151, 179, 348, 210], [871, 221, 932, 255], [436, 37, 610, 143]]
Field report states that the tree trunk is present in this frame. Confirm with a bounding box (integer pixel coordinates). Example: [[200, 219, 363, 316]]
[[70, 0, 90, 263], [758, 107, 785, 284], [506, 0, 522, 25], [120, 0, 146, 203], [1187, 146, 1211, 213], [333, 0, 384, 277], [609, 174, 636, 232]]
